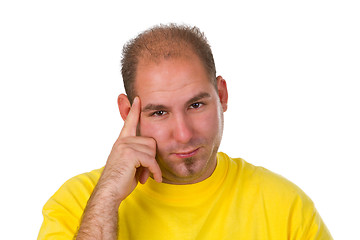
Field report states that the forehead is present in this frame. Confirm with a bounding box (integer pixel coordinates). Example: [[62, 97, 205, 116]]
[[134, 55, 215, 105]]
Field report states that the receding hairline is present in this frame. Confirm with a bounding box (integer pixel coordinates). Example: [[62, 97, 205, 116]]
[[129, 25, 202, 62], [121, 23, 217, 103], [132, 51, 216, 99]]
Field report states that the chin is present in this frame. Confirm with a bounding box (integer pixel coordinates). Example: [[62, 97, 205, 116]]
[[158, 151, 216, 184]]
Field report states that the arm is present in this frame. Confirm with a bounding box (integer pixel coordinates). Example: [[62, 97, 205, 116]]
[[75, 97, 162, 240]]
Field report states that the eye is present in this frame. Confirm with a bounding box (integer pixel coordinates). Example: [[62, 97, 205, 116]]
[[151, 110, 167, 117], [189, 102, 203, 109]]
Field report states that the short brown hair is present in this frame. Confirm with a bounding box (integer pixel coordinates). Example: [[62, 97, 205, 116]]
[[121, 23, 217, 103]]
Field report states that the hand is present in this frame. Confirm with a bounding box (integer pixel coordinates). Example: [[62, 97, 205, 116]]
[[99, 96, 162, 202]]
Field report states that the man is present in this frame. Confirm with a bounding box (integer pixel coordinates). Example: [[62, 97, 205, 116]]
[[38, 24, 332, 239]]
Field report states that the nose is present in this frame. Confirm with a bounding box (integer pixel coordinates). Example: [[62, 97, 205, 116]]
[[172, 113, 193, 144]]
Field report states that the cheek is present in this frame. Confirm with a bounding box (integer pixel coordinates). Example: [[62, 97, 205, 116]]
[[193, 108, 221, 138], [139, 119, 169, 143]]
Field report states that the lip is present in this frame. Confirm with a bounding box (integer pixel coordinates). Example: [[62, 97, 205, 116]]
[[173, 148, 200, 158]]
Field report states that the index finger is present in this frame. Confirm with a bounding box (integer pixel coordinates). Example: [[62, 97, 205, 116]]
[[120, 96, 141, 137]]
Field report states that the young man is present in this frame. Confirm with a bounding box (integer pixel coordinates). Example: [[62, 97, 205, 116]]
[[38, 24, 332, 239]]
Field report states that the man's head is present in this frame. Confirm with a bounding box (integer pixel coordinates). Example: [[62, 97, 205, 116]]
[[118, 24, 228, 184], [121, 24, 217, 103]]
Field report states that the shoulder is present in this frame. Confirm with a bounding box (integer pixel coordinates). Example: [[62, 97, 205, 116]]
[[54, 168, 103, 198], [219, 152, 308, 202], [42, 167, 103, 213], [64, 168, 103, 192], [219, 152, 315, 219], [219, 153, 332, 239], [39, 168, 104, 239]]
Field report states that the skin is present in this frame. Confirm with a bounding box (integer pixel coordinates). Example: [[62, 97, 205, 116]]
[[128, 54, 228, 184], [76, 53, 228, 239]]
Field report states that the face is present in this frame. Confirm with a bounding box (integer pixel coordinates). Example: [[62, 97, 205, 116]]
[[133, 54, 228, 184]]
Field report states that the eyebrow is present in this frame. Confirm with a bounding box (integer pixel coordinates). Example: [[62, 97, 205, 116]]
[[142, 92, 211, 112], [185, 92, 211, 106]]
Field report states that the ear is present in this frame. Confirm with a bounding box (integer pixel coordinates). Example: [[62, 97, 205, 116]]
[[216, 76, 228, 112], [117, 94, 132, 121]]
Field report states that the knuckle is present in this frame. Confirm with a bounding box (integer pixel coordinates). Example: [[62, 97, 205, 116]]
[[146, 137, 157, 148], [121, 147, 133, 156], [116, 136, 128, 144], [111, 144, 132, 158]]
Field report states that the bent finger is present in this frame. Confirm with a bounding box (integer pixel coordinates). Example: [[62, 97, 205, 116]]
[[138, 156, 162, 183]]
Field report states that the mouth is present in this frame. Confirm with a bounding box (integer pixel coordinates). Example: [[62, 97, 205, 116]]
[[173, 147, 200, 158]]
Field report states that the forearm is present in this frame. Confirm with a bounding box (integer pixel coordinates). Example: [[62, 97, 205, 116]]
[[76, 182, 121, 240]]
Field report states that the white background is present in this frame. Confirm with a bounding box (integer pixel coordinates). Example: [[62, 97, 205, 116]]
[[1, 0, 359, 239]]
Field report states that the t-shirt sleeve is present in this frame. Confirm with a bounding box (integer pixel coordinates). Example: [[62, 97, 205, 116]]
[[37, 171, 100, 240], [288, 192, 333, 240], [254, 165, 333, 240]]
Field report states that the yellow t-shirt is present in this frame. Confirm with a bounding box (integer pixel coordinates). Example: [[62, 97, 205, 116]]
[[38, 152, 332, 239]]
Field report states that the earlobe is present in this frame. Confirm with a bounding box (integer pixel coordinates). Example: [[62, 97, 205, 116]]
[[118, 94, 132, 121], [216, 76, 228, 112]]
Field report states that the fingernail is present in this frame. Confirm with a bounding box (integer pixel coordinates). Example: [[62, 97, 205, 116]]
[[133, 96, 139, 105]]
